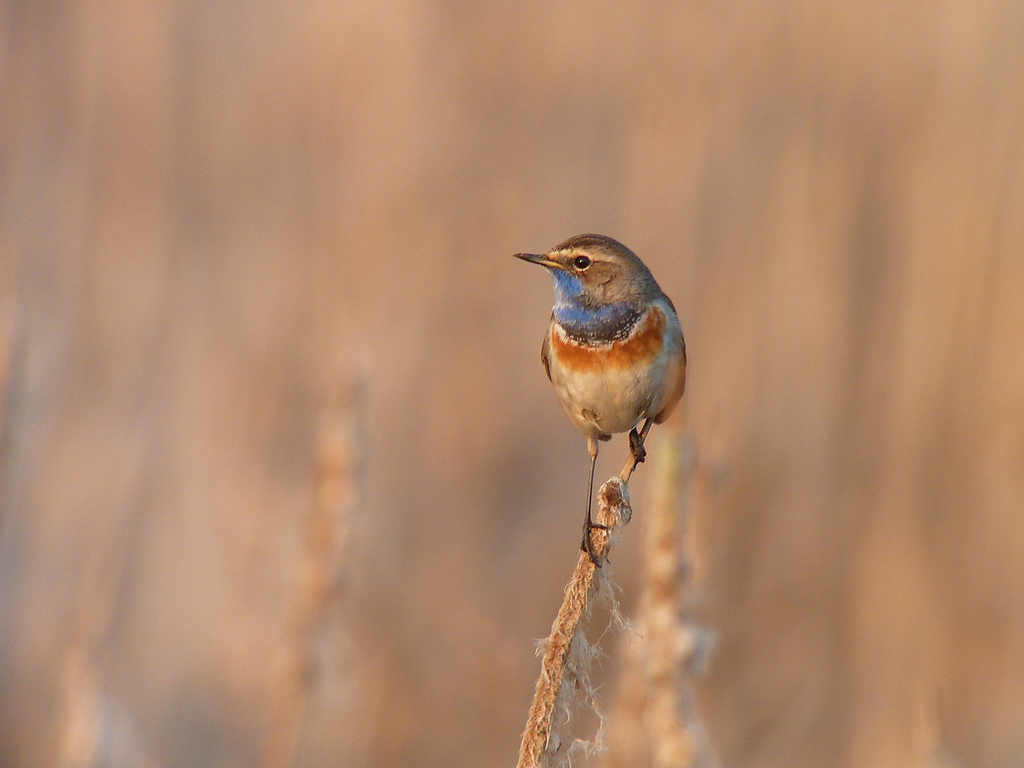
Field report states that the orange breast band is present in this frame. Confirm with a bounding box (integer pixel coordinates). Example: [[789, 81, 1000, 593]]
[[551, 307, 665, 372]]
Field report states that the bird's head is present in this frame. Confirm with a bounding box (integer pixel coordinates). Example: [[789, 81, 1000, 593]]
[[514, 234, 659, 309]]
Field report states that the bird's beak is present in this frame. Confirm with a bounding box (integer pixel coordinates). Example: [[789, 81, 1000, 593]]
[[514, 252, 564, 270]]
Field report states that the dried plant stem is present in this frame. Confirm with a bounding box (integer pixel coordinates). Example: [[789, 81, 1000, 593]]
[[600, 429, 713, 768], [52, 462, 148, 768], [640, 435, 697, 768], [259, 377, 363, 768], [516, 449, 639, 768]]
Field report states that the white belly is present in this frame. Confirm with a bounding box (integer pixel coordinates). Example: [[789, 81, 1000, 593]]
[[550, 359, 666, 436]]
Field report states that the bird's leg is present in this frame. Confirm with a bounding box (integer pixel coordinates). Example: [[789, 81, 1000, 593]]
[[628, 418, 654, 465], [627, 429, 645, 464], [580, 435, 608, 565]]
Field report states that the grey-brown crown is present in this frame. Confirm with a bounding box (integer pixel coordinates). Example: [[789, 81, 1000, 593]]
[[545, 233, 663, 305]]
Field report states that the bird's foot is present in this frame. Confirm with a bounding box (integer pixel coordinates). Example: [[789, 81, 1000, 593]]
[[580, 518, 610, 567], [628, 427, 647, 464]]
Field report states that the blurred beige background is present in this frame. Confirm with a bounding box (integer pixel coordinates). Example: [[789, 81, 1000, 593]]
[[3, 1, 1024, 767]]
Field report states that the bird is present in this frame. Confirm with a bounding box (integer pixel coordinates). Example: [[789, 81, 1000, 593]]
[[515, 234, 686, 564]]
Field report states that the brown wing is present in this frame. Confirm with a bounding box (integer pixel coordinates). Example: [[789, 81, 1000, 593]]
[[541, 328, 552, 382], [654, 334, 686, 424]]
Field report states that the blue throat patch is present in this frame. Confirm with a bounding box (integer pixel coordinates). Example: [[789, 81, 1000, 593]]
[[549, 271, 640, 344], [549, 269, 586, 305]]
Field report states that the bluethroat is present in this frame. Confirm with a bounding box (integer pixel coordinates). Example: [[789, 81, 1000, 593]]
[[515, 234, 687, 564]]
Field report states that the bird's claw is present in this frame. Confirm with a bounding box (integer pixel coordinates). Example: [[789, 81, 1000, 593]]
[[628, 428, 647, 464], [580, 518, 610, 566]]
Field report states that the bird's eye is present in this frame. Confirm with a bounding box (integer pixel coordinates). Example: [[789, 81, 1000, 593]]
[[572, 255, 592, 270]]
